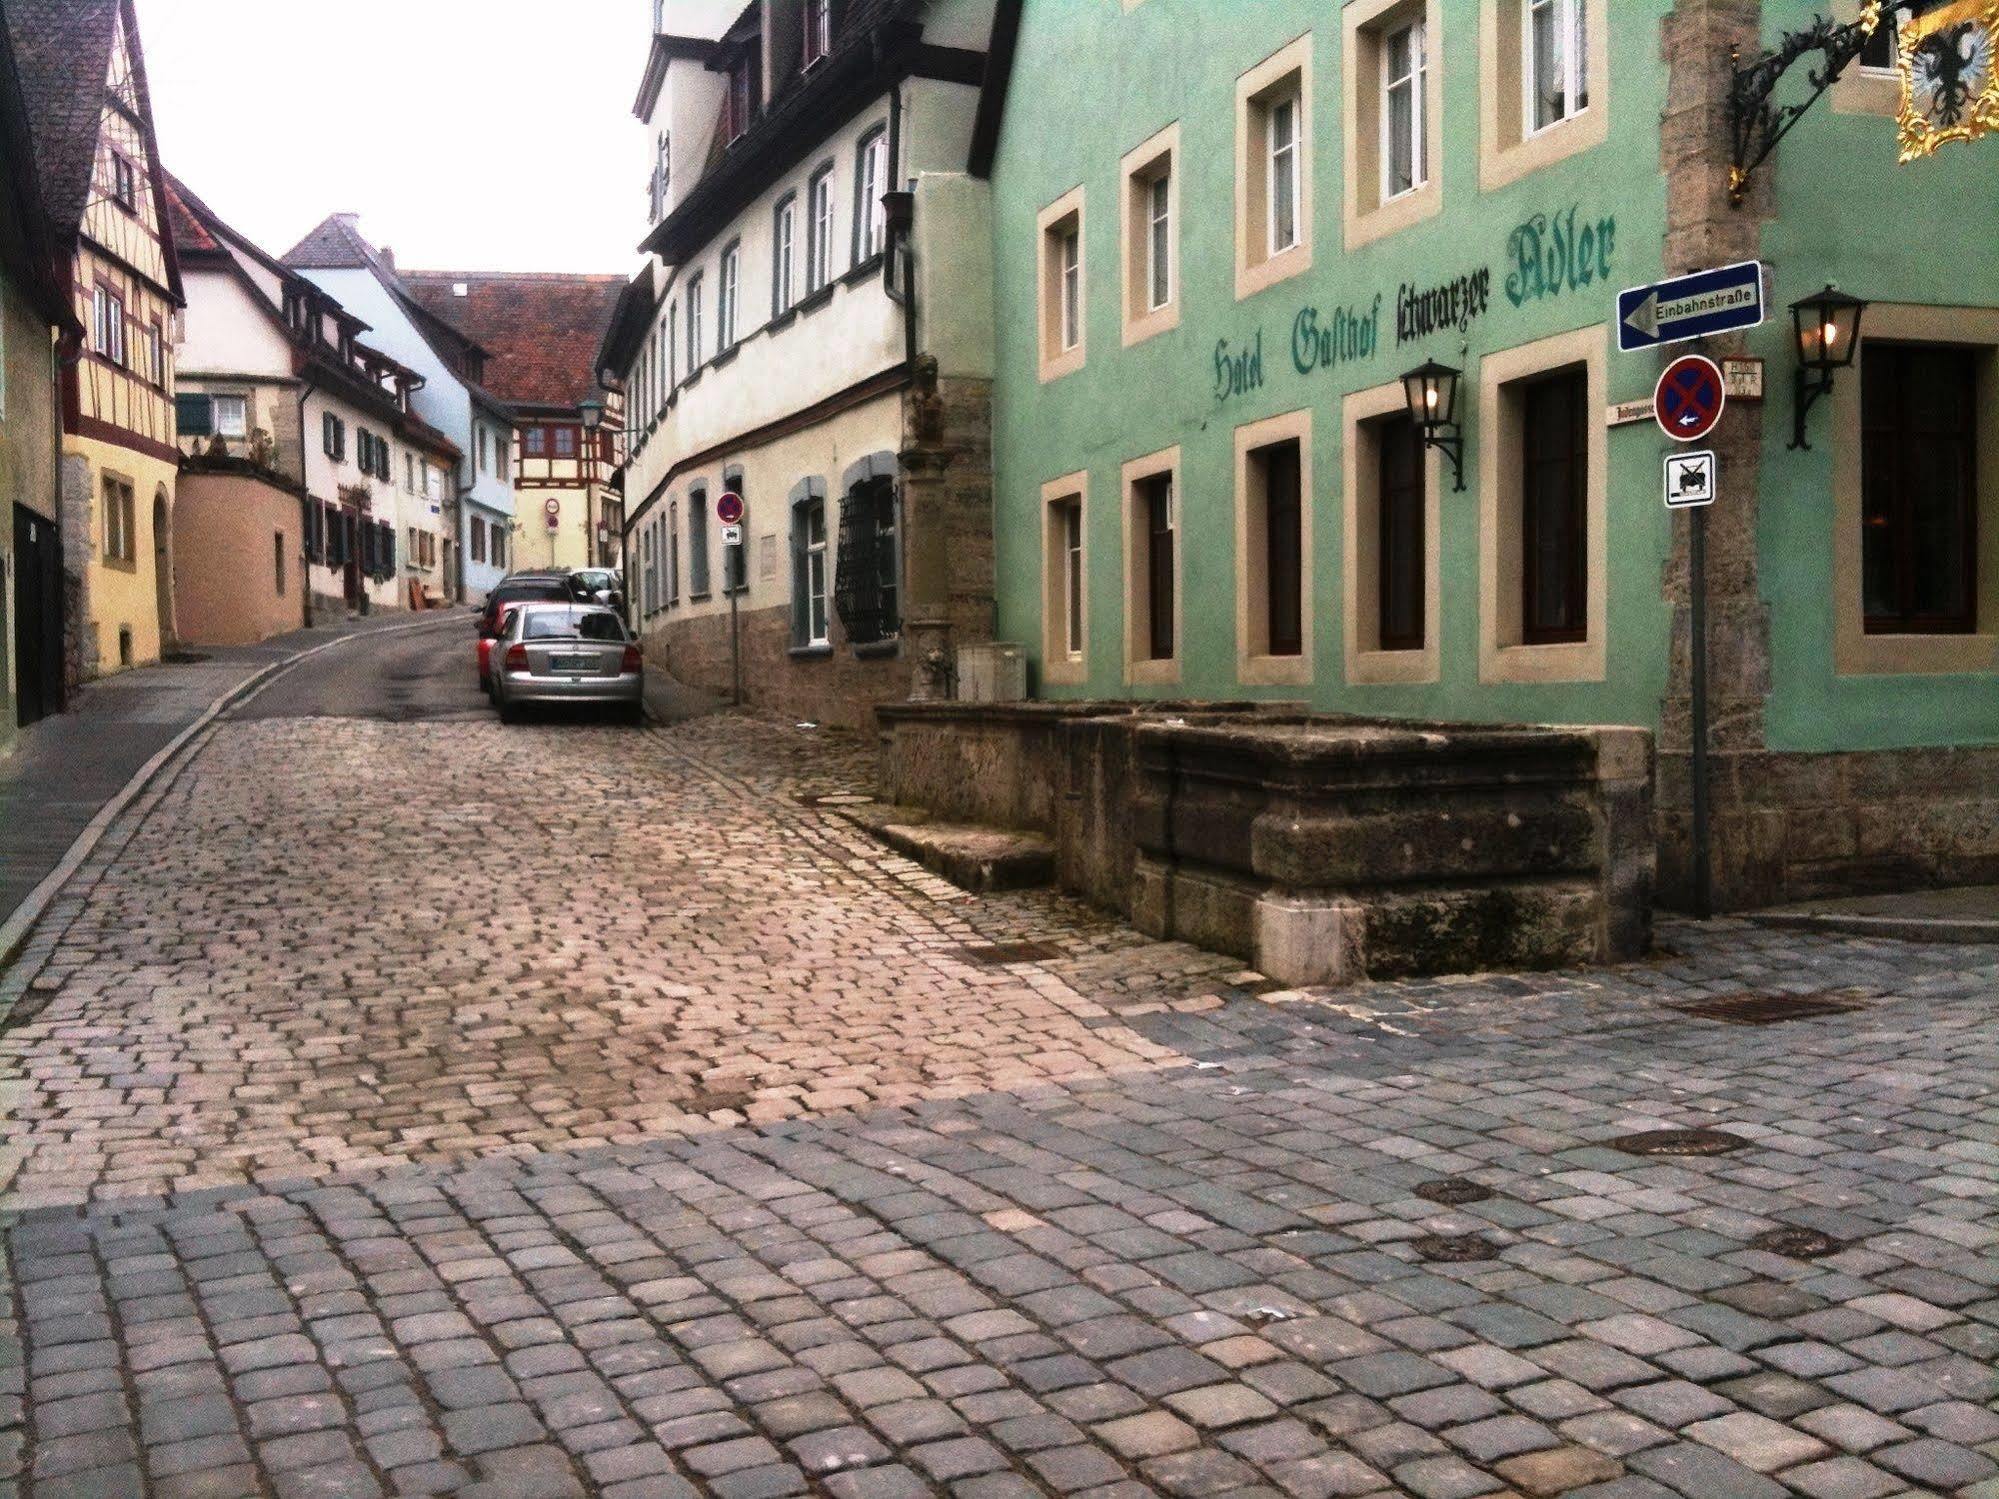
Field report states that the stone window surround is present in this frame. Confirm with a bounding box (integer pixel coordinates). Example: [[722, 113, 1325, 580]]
[[1234, 407, 1315, 687], [1235, 32, 1314, 302], [1477, 0, 1610, 191], [1122, 445, 1183, 687], [1119, 123, 1180, 348], [101, 469, 138, 570], [1342, 379, 1441, 685], [1342, 0, 1443, 251], [1833, 302, 1999, 677], [1477, 323, 1607, 684], [1831, 0, 1904, 116], [1042, 470, 1089, 688], [1037, 186, 1086, 384]]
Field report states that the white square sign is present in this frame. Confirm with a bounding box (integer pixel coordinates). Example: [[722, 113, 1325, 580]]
[[720, 523, 744, 546], [1665, 450, 1715, 509]]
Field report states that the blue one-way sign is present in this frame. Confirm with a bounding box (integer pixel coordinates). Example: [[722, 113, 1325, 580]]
[[1617, 261, 1765, 352]]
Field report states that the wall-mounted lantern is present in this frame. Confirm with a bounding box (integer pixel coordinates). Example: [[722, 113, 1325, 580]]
[[578, 396, 605, 433], [1401, 360, 1466, 492], [1788, 284, 1866, 450]]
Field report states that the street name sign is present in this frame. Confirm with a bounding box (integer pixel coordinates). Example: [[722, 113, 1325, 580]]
[[1618, 260, 1765, 351], [1654, 354, 1727, 443], [1665, 450, 1716, 509]]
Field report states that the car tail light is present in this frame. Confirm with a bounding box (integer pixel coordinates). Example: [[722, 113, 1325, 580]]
[[621, 643, 642, 672], [504, 643, 528, 671]]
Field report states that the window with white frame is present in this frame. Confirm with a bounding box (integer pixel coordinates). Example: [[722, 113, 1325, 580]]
[[667, 303, 678, 392], [856, 128, 888, 262], [1268, 94, 1301, 256], [718, 243, 740, 349], [774, 194, 796, 314], [1526, 0, 1588, 133], [92, 285, 125, 365], [1060, 226, 1081, 350], [804, 0, 831, 65], [686, 273, 704, 368], [808, 165, 834, 293], [1144, 171, 1172, 312], [1382, 17, 1428, 199], [213, 393, 248, 437], [804, 499, 828, 645], [1061, 499, 1084, 659]]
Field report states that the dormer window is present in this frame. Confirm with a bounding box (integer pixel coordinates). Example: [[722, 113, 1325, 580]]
[[725, 52, 759, 143], [804, 0, 832, 66]]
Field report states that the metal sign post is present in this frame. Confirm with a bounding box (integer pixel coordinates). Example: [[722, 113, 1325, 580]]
[[717, 496, 745, 707], [1660, 443, 1718, 920]]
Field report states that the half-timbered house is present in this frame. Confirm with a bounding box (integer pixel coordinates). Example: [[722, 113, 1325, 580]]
[[401, 272, 627, 575], [5, 0, 184, 675]]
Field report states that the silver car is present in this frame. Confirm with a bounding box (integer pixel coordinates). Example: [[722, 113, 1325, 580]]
[[492, 603, 644, 725]]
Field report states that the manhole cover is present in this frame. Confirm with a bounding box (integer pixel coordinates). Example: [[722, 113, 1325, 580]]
[[1411, 1233, 1500, 1263], [949, 941, 1063, 965], [1608, 1127, 1749, 1156], [1668, 990, 1867, 1025], [1414, 1178, 1496, 1206], [1749, 1226, 1842, 1259]]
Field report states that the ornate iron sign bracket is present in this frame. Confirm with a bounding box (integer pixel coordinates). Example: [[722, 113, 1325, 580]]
[[1729, 1, 1920, 204]]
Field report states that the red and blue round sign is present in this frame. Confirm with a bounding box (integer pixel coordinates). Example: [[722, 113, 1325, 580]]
[[716, 491, 745, 525], [1654, 354, 1726, 444]]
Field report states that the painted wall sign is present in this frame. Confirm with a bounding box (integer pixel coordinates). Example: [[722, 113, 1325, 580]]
[[1293, 297, 1383, 376], [1505, 207, 1616, 308], [1396, 270, 1492, 344], [1214, 331, 1265, 401]]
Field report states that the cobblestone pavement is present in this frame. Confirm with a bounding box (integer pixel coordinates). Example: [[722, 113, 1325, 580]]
[[3, 702, 1998, 1498]]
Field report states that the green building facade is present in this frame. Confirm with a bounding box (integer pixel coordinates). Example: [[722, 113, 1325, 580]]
[[981, 0, 1999, 908]]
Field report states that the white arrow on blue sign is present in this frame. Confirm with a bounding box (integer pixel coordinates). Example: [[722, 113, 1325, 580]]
[[1617, 260, 1765, 352]]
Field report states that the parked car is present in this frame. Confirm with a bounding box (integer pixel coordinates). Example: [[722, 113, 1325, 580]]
[[491, 603, 644, 725], [572, 568, 624, 610], [476, 572, 586, 693]]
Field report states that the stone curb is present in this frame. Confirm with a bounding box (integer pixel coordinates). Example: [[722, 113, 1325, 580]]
[[1747, 910, 1999, 945], [0, 613, 462, 967]]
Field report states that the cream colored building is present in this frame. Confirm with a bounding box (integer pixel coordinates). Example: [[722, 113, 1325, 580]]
[[603, 0, 1001, 728]]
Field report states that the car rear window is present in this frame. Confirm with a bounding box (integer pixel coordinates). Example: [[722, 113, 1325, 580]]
[[497, 581, 574, 604], [523, 611, 626, 641]]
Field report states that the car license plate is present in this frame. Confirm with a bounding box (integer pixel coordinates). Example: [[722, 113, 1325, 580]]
[[551, 654, 591, 674]]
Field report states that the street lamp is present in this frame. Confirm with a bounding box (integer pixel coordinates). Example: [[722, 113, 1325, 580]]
[[1400, 360, 1466, 491], [1788, 284, 1866, 451], [577, 397, 606, 565]]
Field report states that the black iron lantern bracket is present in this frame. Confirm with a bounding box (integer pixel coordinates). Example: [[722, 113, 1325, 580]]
[[1729, 1, 1920, 205]]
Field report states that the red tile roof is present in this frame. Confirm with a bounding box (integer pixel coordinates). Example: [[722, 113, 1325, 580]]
[[162, 177, 218, 254], [399, 271, 628, 412]]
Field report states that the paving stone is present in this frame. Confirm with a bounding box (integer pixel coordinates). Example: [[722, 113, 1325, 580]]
[[1494, 1444, 1624, 1496], [1681, 1411, 1829, 1472]]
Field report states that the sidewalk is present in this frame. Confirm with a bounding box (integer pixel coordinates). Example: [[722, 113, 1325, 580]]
[[1751, 882, 1999, 943], [0, 610, 451, 933]]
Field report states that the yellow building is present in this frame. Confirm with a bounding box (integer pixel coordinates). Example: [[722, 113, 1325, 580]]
[[6, 0, 184, 675]]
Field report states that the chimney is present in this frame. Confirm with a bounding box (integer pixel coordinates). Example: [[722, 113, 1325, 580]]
[[380, 246, 396, 270]]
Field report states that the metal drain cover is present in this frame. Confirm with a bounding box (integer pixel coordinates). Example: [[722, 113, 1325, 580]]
[[1411, 1233, 1500, 1262], [794, 792, 877, 806], [950, 941, 1063, 965], [1609, 1127, 1749, 1156], [1668, 990, 1867, 1025], [1414, 1178, 1496, 1206], [1750, 1226, 1842, 1259]]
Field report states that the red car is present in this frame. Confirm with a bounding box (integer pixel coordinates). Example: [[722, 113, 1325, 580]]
[[477, 573, 585, 692]]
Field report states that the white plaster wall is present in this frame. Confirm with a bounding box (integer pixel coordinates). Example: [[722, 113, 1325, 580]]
[[179, 270, 293, 378]]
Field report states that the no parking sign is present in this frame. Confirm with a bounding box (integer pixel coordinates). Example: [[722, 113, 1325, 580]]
[[1654, 354, 1726, 444]]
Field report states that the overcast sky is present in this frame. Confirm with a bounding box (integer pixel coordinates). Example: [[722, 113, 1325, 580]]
[[135, 0, 650, 276]]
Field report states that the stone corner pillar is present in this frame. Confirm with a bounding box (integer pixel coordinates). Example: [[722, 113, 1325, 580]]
[[900, 355, 957, 702]]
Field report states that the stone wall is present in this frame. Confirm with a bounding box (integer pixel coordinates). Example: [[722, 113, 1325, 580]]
[[1660, 745, 1999, 908], [655, 603, 908, 731], [172, 470, 306, 647]]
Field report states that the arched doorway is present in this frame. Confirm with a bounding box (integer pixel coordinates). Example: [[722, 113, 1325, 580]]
[[152, 486, 175, 652]]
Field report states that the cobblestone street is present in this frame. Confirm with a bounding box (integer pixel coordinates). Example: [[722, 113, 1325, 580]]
[[2, 643, 1997, 1498]]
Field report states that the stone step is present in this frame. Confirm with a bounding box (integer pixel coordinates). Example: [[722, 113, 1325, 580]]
[[834, 804, 1055, 893]]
